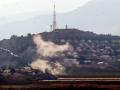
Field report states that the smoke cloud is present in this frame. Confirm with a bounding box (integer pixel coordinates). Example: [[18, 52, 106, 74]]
[[31, 59, 65, 75], [31, 35, 73, 75], [33, 35, 72, 57]]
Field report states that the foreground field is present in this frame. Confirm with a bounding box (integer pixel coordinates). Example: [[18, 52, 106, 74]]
[[0, 78, 120, 90]]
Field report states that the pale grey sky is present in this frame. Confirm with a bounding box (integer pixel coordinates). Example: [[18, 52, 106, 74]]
[[0, 0, 91, 17], [0, 0, 92, 39]]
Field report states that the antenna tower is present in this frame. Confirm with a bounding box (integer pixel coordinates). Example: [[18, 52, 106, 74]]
[[53, 2, 57, 31]]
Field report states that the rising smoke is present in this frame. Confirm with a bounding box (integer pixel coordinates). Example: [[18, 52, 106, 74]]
[[31, 59, 65, 75], [31, 35, 79, 75], [33, 35, 72, 57]]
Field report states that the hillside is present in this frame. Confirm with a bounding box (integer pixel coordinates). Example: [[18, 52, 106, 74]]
[[0, 29, 119, 75]]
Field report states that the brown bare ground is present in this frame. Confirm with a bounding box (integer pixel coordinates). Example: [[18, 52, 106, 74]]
[[0, 80, 120, 90]]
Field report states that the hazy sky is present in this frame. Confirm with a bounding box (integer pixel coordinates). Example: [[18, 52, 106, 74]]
[[0, 0, 91, 17], [0, 0, 92, 39]]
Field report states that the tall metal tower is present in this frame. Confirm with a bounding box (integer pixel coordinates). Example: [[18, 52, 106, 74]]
[[53, 2, 57, 31]]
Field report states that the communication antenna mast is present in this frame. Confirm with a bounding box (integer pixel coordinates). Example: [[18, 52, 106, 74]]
[[53, 2, 57, 31]]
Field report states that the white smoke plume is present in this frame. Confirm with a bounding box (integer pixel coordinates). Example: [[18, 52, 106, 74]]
[[33, 35, 72, 57], [31, 35, 73, 75], [31, 59, 65, 75]]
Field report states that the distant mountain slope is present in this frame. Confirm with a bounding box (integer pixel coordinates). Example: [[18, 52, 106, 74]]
[[0, 0, 120, 39], [0, 14, 52, 39], [58, 0, 120, 35]]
